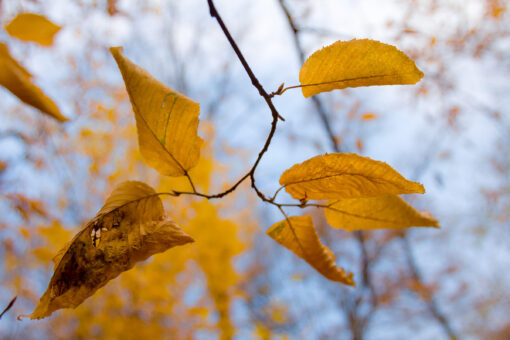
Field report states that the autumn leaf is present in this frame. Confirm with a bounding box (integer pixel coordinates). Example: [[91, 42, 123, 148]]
[[25, 181, 194, 319], [0, 43, 67, 121], [299, 39, 424, 97], [267, 215, 354, 285], [110, 47, 203, 177], [5, 13, 61, 46], [325, 195, 439, 231], [280, 153, 425, 200]]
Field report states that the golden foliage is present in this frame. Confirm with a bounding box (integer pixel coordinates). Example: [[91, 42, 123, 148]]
[[186, 201, 245, 339], [299, 39, 424, 97], [110, 47, 203, 177], [280, 153, 425, 200], [5, 13, 61, 46], [267, 215, 354, 286], [27, 181, 193, 319], [0, 43, 67, 121], [325, 195, 439, 231], [0, 3, 445, 335]]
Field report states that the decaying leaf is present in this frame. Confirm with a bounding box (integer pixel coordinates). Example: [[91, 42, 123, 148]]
[[325, 195, 439, 231], [5, 13, 61, 46], [0, 43, 67, 121], [267, 215, 354, 285], [110, 47, 203, 176], [280, 153, 424, 201], [299, 39, 424, 97], [26, 181, 194, 319]]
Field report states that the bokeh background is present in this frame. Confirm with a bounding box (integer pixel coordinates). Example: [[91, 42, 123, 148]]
[[0, 0, 509, 339]]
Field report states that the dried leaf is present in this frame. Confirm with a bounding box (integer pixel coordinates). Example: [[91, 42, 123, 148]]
[[325, 195, 439, 231], [299, 39, 424, 97], [27, 181, 194, 319], [5, 13, 61, 46], [267, 215, 354, 285], [110, 47, 203, 176], [0, 43, 67, 121], [280, 153, 424, 200]]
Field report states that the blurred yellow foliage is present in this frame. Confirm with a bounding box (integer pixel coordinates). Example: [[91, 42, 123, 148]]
[[5, 13, 61, 46]]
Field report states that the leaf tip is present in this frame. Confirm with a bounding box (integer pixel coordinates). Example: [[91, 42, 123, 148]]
[[417, 68, 425, 81], [182, 234, 195, 244], [420, 211, 440, 228], [55, 113, 69, 122], [345, 272, 356, 287], [416, 182, 426, 194], [109, 46, 123, 58]]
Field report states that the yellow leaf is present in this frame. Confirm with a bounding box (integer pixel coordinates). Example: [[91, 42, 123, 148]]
[[110, 47, 203, 176], [5, 13, 61, 46], [325, 195, 439, 231], [0, 43, 67, 121], [26, 181, 194, 319], [267, 215, 354, 285], [279, 153, 424, 200], [299, 39, 424, 97]]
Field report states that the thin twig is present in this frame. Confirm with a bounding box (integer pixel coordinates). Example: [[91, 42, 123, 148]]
[[184, 171, 197, 193], [270, 185, 285, 201], [277, 0, 340, 152], [171, 0, 286, 206], [402, 234, 458, 340], [0, 296, 17, 320]]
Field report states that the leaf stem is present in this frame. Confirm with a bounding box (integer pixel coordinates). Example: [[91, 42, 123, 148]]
[[184, 171, 197, 193], [270, 185, 286, 201]]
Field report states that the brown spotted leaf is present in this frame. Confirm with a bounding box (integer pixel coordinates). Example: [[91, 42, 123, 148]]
[[110, 47, 203, 176], [325, 195, 439, 231], [5, 13, 61, 46], [280, 153, 424, 201], [27, 181, 194, 319], [0, 43, 67, 121], [299, 39, 424, 97], [267, 215, 354, 285]]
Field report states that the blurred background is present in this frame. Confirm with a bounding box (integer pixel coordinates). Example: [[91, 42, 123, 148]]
[[0, 0, 509, 339]]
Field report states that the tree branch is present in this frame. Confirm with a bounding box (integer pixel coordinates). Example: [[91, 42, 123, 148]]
[[0, 296, 17, 320], [276, 1, 374, 337], [277, 0, 340, 152], [402, 234, 458, 340], [276, 2, 458, 339], [173, 0, 285, 205]]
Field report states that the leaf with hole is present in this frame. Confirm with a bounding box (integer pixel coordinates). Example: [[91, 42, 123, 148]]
[[25, 181, 194, 319]]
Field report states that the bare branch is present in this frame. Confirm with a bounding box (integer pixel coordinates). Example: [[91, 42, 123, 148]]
[[402, 235, 458, 340], [173, 0, 286, 205], [277, 0, 341, 153], [0, 296, 17, 320]]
